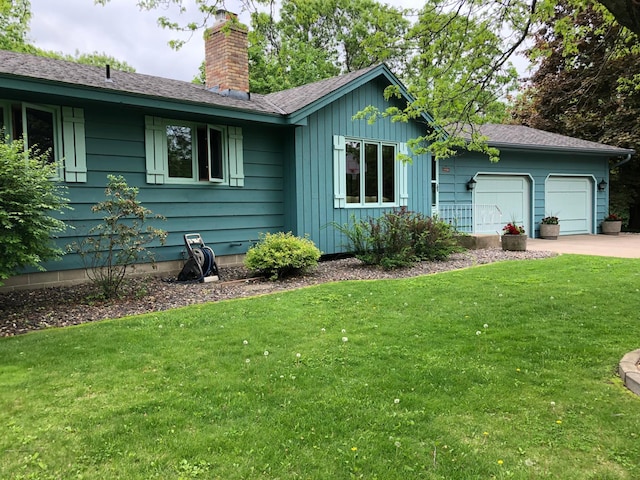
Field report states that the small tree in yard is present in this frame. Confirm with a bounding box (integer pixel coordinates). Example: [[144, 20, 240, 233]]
[[0, 136, 69, 285], [69, 175, 167, 298]]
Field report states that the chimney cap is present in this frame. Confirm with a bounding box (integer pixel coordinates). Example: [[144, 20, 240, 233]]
[[214, 9, 237, 24]]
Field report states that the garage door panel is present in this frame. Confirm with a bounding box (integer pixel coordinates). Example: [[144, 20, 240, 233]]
[[475, 176, 530, 234], [546, 177, 592, 234]]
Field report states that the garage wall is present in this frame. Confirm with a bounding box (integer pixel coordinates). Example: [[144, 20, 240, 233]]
[[437, 149, 609, 237]]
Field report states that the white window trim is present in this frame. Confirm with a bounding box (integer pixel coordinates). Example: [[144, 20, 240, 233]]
[[333, 134, 408, 209]]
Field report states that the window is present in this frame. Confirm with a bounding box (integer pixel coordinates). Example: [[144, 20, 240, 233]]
[[145, 116, 243, 186], [0, 101, 86, 182], [334, 135, 407, 208]]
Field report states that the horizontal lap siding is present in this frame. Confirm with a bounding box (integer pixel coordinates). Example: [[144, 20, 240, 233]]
[[294, 78, 430, 255], [439, 150, 609, 229], [30, 104, 286, 273]]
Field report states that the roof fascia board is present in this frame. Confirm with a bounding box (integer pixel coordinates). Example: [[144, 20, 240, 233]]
[[489, 141, 635, 157], [286, 64, 435, 125], [0, 76, 288, 125]]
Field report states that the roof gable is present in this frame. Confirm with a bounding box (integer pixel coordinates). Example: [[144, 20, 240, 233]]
[[265, 63, 432, 124]]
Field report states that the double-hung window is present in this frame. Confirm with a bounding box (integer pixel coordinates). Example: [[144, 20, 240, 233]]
[[333, 135, 408, 208], [145, 116, 244, 186], [0, 101, 86, 182]]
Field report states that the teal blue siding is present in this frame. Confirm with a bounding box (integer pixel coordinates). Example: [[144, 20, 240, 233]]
[[288, 78, 430, 255], [438, 149, 611, 235], [14, 102, 286, 273]]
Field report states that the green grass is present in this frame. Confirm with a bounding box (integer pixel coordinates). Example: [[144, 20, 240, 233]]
[[1, 255, 640, 479]]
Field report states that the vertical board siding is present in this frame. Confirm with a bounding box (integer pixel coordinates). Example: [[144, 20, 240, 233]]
[[293, 79, 430, 255], [439, 150, 610, 233], [23, 103, 286, 274]]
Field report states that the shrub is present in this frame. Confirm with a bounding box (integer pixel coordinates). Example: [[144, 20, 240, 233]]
[[334, 209, 462, 269], [68, 175, 167, 298], [244, 232, 321, 280], [0, 136, 69, 285]]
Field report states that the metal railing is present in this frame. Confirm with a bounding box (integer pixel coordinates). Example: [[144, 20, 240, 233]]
[[437, 204, 502, 234]]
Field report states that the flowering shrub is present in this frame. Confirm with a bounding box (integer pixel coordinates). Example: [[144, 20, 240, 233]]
[[604, 213, 622, 221], [541, 216, 559, 225], [502, 222, 525, 235]]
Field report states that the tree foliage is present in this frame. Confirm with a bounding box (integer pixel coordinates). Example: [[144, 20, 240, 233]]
[[0, 135, 69, 285], [512, 1, 640, 227], [0, 0, 32, 52]]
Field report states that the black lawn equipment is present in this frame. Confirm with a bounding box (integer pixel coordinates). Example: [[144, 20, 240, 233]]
[[177, 233, 220, 283]]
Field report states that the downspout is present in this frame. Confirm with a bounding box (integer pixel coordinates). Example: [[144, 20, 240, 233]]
[[611, 153, 633, 169]]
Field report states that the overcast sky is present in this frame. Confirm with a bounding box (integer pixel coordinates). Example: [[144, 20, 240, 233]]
[[29, 0, 250, 82], [28, 0, 527, 84]]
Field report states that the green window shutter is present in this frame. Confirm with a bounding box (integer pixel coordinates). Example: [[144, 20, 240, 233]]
[[228, 126, 244, 187], [62, 107, 87, 183], [333, 135, 346, 208], [145, 116, 166, 184], [399, 142, 409, 206]]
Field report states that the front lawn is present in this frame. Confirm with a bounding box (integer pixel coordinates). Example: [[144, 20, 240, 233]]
[[1, 255, 639, 479]]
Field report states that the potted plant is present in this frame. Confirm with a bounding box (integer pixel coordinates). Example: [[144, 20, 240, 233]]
[[540, 215, 560, 240], [601, 213, 623, 235], [501, 222, 527, 251]]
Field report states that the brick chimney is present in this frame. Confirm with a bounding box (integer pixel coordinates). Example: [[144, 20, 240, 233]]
[[204, 10, 249, 99]]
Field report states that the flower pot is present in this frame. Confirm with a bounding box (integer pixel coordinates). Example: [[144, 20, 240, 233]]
[[601, 220, 622, 235], [501, 234, 527, 251], [539, 223, 560, 240]]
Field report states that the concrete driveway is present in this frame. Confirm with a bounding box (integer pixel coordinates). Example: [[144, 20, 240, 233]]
[[527, 233, 640, 258]]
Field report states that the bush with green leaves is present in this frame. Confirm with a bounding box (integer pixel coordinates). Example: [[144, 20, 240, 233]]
[[68, 175, 167, 298], [334, 209, 462, 269], [244, 232, 322, 280], [0, 136, 69, 285]]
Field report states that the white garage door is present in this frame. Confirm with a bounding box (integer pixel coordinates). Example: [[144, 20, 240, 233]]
[[546, 177, 593, 234], [474, 175, 531, 234]]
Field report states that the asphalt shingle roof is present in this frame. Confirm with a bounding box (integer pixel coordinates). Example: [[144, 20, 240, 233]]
[[469, 124, 634, 155], [0, 49, 286, 115], [263, 65, 379, 114], [0, 50, 382, 119]]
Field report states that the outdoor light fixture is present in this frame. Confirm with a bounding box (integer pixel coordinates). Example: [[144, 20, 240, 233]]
[[598, 179, 607, 191], [466, 177, 477, 191]]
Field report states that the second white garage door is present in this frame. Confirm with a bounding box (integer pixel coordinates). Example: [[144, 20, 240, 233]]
[[474, 175, 531, 234], [545, 176, 593, 234]]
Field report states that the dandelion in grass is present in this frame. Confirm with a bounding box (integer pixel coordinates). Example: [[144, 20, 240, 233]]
[[483, 431, 489, 436], [342, 337, 348, 343], [342, 328, 346, 333], [556, 420, 562, 424], [394, 398, 400, 404], [483, 324, 489, 329], [351, 447, 357, 452], [321, 328, 326, 333], [498, 459, 504, 465], [243, 340, 248, 345], [245, 358, 250, 364], [476, 331, 482, 336], [264, 350, 269, 357]]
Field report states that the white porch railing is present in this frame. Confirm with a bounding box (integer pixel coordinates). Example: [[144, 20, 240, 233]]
[[436, 204, 503, 234]]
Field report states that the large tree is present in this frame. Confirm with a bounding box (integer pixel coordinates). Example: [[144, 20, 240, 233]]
[[95, 0, 639, 160], [512, 1, 640, 227]]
